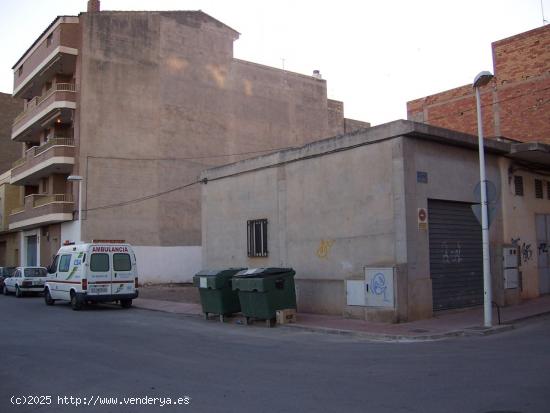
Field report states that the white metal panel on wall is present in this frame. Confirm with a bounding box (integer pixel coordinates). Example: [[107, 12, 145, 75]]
[[365, 267, 395, 308], [345, 280, 366, 306]]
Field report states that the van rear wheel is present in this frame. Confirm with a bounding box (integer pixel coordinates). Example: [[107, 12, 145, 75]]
[[70, 292, 82, 311], [120, 299, 132, 308]]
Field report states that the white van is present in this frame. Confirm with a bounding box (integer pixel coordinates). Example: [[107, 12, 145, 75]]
[[44, 241, 138, 310]]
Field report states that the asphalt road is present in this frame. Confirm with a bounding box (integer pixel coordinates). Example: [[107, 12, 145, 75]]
[[1, 294, 549, 413]]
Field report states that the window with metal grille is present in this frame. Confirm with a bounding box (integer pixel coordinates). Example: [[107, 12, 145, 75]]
[[535, 179, 543, 199], [514, 175, 524, 196], [247, 219, 268, 257]]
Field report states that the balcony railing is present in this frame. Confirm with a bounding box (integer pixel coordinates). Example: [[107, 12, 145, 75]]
[[12, 137, 75, 169], [8, 193, 75, 230], [10, 194, 74, 215], [13, 83, 76, 125]]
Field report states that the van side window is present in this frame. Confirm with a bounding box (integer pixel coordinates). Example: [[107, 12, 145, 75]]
[[113, 254, 131, 271], [59, 255, 72, 272], [90, 254, 109, 272]]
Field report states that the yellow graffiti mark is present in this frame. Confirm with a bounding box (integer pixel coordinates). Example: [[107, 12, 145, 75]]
[[316, 239, 334, 259]]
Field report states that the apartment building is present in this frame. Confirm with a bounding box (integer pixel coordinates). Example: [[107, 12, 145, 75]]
[[407, 25, 550, 143], [7, 1, 368, 277]]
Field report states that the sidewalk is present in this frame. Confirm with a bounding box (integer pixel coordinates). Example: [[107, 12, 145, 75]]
[[133, 293, 550, 341]]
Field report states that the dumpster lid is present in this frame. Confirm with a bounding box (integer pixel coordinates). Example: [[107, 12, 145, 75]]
[[234, 267, 295, 278], [195, 268, 246, 277]]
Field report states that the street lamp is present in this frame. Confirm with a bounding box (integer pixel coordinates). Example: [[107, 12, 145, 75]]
[[67, 175, 83, 243], [473, 70, 494, 327]]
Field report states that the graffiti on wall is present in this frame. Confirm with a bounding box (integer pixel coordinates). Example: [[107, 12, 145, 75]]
[[442, 241, 462, 264], [511, 237, 533, 264], [316, 239, 334, 259]]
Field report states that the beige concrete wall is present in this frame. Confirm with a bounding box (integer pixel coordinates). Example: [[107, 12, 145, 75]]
[[202, 130, 402, 317], [39, 224, 61, 266], [201, 121, 532, 321], [77, 11, 356, 247], [403, 139, 505, 319], [498, 159, 550, 299], [0, 232, 20, 266]]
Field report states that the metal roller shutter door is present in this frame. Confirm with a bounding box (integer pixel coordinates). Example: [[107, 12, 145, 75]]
[[428, 199, 483, 311]]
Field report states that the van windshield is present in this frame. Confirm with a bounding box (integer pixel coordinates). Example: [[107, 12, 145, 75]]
[[24, 268, 47, 277]]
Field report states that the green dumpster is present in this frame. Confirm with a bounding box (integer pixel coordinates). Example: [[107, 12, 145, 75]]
[[232, 267, 296, 327], [193, 268, 246, 322]]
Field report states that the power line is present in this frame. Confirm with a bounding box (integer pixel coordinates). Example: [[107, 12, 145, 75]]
[[86, 145, 299, 162], [84, 180, 199, 212]]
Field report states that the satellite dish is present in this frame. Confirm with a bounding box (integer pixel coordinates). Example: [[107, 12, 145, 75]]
[[473, 180, 499, 204]]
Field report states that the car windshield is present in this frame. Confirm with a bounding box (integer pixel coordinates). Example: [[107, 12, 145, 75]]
[[1, 268, 16, 276], [24, 268, 47, 277]]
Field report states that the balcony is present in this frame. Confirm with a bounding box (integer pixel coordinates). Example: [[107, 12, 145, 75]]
[[10, 138, 75, 185], [13, 17, 79, 98], [12, 83, 76, 141], [8, 193, 74, 231]]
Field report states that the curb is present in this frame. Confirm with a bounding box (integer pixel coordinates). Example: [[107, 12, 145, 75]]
[[282, 323, 467, 342], [131, 299, 550, 341]]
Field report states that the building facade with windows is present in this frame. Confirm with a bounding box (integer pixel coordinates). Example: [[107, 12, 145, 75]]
[[5, 1, 368, 277], [201, 120, 550, 322]]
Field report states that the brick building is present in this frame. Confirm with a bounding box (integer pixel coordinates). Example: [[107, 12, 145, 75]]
[[407, 25, 550, 143], [5, 1, 368, 279]]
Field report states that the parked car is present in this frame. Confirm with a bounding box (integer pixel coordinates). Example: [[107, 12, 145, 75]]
[[3, 267, 49, 297], [0, 267, 16, 291]]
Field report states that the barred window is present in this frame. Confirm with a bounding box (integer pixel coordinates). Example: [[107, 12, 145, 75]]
[[247, 219, 268, 257], [514, 175, 524, 196], [535, 179, 543, 199]]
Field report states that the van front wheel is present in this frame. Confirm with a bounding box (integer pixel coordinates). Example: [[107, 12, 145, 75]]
[[120, 299, 132, 308], [44, 289, 55, 306]]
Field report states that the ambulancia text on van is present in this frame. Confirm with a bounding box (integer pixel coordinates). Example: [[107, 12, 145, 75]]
[[44, 240, 138, 310]]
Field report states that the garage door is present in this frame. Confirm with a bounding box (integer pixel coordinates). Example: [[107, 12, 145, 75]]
[[428, 199, 483, 311]]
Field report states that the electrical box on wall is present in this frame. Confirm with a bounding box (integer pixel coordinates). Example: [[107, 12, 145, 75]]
[[365, 267, 395, 308], [345, 280, 366, 306], [503, 246, 519, 289]]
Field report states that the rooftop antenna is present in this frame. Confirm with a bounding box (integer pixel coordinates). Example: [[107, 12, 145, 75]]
[[281, 58, 286, 71], [543, 0, 549, 25]]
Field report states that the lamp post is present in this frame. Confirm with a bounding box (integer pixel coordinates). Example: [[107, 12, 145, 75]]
[[473, 71, 494, 327], [67, 175, 83, 243]]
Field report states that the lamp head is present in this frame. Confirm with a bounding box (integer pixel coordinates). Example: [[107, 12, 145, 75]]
[[473, 71, 494, 88]]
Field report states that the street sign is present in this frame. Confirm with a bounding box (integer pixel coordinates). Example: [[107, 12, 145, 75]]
[[418, 208, 428, 230]]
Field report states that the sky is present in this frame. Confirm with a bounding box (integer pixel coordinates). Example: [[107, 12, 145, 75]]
[[0, 0, 548, 126]]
